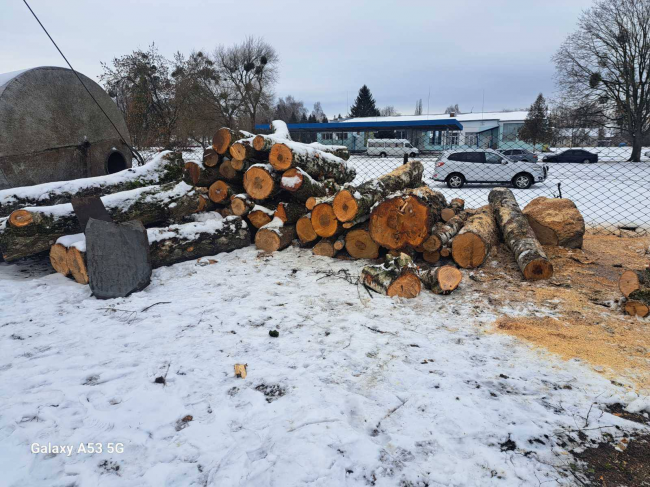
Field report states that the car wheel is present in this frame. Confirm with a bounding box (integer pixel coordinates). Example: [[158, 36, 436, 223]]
[[512, 173, 533, 189], [380, 152, 387, 158], [446, 173, 465, 189], [521, 159, 529, 162], [410, 152, 416, 158], [582, 158, 591, 164]]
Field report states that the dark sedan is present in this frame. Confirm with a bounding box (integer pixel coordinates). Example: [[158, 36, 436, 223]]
[[542, 149, 598, 163]]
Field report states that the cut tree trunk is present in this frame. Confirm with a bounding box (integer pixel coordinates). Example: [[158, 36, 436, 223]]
[[522, 197, 585, 249], [230, 138, 267, 162], [306, 195, 334, 211], [441, 198, 465, 222], [248, 205, 276, 229], [313, 237, 342, 258], [345, 224, 380, 259], [212, 128, 251, 155], [49, 243, 70, 276], [332, 161, 424, 223], [183, 160, 221, 187], [218, 159, 244, 183], [0, 151, 184, 218], [489, 188, 553, 281], [423, 214, 466, 252], [254, 218, 295, 252], [202, 148, 221, 168], [451, 205, 499, 269], [243, 164, 281, 200], [54, 215, 251, 283], [1, 182, 201, 261], [308, 143, 350, 161], [274, 201, 307, 225], [231, 158, 262, 173], [361, 253, 421, 299], [280, 168, 339, 202], [422, 250, 440, 264], [231, 194, 256, 216], [208, 181, 243, 204], [311, 202, 341, 238], [440, 247, 451, 258], [624, 300, 649, 317], [269, 142, 356, 184], [619, 268, 650, 297], [252, 121, 292, 151], [419, 265, 462, 295], [369, 186, 446, 250], [296, 214, 318, 245]]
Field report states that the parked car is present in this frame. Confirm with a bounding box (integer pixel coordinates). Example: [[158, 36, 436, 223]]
[[542, 149, 598, 163], [645, 150, 650, 158], [367, 139, 419, 158], [497, 148, 538, 162], [432, 149, 548, 189]]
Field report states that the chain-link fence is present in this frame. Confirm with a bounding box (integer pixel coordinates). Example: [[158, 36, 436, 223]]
[[285, 128, 650, 236]]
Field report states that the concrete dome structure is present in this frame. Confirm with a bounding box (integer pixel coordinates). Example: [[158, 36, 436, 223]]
[[0, 66, 132, 190]]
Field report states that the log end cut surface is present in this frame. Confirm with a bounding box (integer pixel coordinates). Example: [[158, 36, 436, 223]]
[[209, 181, 231, 203], [624, 300, 650, 317], [269, 144, 293, 171], [67, 247, 89, 285], [255, 229, 281, 252], [296, 215, 318, 243], [311, 204, 338, 237], [231, 198, 248, 216], [523, 259, 554, 281], [280, 168, 303, 191], [619, 270, 641, 297], [253, 135, 266, 151], [345, 229, 379, 259], [387, 273, 421, 299], [243, 167, 275, 200], [332, 190, 358, 222], [8, 209, 34, 228], [436, 266, 462, 292], [451, 233, 487, 268], [49, 244, 70, 276], [229, 143, 247, 161], [212, 128, 232, 154]]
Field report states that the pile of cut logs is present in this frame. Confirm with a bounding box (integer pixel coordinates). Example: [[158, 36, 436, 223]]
[[0, 120, 564, 301], [619, 267, 650, 317]]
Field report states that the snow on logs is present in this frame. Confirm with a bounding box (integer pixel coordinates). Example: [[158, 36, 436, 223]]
[[361, 253, 422, 299], [255, 217, 296, 252], [268, 142, 356, 184], [332, 161, 424, 223], [1, 182, 202, 261], [50, 215, 251, 284], [0, 151, 184, 218], [488, 188, 553, 281]]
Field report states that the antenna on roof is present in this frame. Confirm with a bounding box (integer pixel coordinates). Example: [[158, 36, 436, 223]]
[[482, 89, 485, 120], [427, 86, 430, 116]]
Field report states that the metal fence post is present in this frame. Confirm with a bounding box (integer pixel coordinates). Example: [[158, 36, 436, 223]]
[[403, 153, 408, 165]]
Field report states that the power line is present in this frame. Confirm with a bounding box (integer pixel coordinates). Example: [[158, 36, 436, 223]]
[[21, 0, 144, 165]]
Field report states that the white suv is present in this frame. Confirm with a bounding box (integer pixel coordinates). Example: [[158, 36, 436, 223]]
[[432, 149, 548, 189]]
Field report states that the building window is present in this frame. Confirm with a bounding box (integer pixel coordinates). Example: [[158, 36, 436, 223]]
[[322, 133, 333, 140], [335, 132, 348, 140], [502, 123, 524, 142], [443, 131, 460, 146], [465, 134, 478, 146]]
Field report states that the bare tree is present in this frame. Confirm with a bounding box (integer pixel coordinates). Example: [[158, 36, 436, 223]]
[[444, 104, 462, 114], [215, 37, 279, 132], [554, 0, 650, 161], [380, 106, 399, 116], [311, 102, 326, 122], [274, 95, 307, 122], [414, 99, 423, 115]]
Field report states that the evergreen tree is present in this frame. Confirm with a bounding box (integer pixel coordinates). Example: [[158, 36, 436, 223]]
[[300, 112, 308, 123], [518, 94, 552, 147], [321, 116, 328, 123], [289, 111, 298, 123], [349, 85, 381, 118], [308, 113, 317, 123]]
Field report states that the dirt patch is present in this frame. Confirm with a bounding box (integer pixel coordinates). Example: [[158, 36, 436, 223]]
[[573, 433, 650, 486], [479, 234, 650, 392]]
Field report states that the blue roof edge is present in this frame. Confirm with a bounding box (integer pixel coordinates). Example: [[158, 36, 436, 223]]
[[255, 119, 464, 131]]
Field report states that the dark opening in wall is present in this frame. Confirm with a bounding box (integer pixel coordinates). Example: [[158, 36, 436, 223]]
[[106, 151, 127, 174]]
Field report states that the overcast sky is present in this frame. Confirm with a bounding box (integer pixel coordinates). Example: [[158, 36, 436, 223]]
[[1, 0, 594, 118]]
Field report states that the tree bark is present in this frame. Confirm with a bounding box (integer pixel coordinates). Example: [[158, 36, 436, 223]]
[[306, 195, 334, 211], [280, 168, 339, 202], [274, 201, 307, 224], [269, 142, 356, 184], [1, 182, 201, 261], [254, 218, 296, 252], [218, 159, 244, 183], [0, 151, 184, 218], [231, 193, 256, 216], [332, 161, 424, 222], [361, 253, 421, 299], [243, 164, 281, 200], [451, 205, 499, 269], [423, 213, 466, 252], [230, 138, 268, 162], [369, 186, 446, 250], [488, 188, 553, 280], [308, 143, 350, 161], [418, 265, 462, 295]]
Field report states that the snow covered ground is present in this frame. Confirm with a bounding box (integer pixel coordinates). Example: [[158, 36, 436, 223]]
[[0, 246, 647, 486], [346, 156, 650, 231]]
